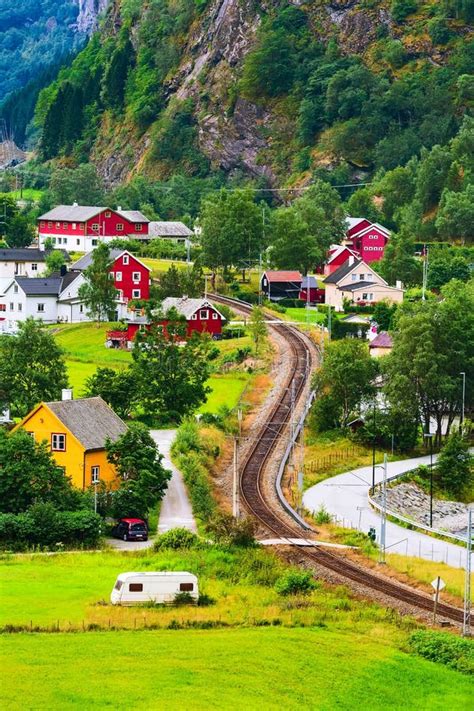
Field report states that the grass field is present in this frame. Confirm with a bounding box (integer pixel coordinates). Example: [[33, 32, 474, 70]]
[[199, 373, 250, 414], [2, 627, 472, 710], [9, 188, 43, 202], [141, 258, 191, 277]]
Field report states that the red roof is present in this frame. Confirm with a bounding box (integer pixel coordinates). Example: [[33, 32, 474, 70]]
[[121, 518, 147, 524], [264, 271, 302, 282], [370, 332, 393, 348]]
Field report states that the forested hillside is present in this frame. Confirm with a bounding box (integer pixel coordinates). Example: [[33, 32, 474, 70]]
[[0, 0, 108, 145]]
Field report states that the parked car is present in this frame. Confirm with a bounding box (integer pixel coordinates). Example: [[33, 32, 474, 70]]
[[111, 571, 199, 605], [111, 518, 148, 542]]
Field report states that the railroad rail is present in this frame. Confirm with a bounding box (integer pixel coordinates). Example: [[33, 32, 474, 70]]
[[209, 293, 464, 624]]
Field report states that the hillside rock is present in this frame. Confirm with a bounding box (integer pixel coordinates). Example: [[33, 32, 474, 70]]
[[76, 0, 110, 34]]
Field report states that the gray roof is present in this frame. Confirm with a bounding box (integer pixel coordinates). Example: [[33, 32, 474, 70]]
[[117, 209, 149, 224], [39, 205, 107, 221], [324, 258, 362, 284], [301, 276, 317, 289], [15, 277, 62, 296], [0, 248, 48, 262], [338, 281, 377, 292], [162, 297, 225, 320], [148, 221, 193, 238], [72, 249, 123, 271], [45, 397, 127, 450]]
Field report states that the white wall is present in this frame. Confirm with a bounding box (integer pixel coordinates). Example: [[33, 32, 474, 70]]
[[0, 260, 47, 279], [39, 233, 116, 253]]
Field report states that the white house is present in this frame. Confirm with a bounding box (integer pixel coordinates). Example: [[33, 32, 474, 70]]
[[324, 256, 404, 312], [0, 248, 52, 279]]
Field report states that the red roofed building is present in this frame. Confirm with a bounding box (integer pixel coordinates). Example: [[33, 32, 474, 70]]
[[261, 271, 302, 301], [325, 245, 359, 276], [369, 331, 393, 358], [343, 217, 390, 264]]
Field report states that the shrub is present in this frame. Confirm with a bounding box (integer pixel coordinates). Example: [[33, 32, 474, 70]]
[[313, 505, 331, 524], [173, 592, 196, 606], [275, 571, 317, 596], [409, 631, 474, 675], [205, 512, 256, 547], [0, 505, 101, 550], [154, 527, 200, 551]]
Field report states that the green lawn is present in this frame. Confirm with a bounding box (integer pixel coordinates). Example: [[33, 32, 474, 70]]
[[284, 307, 326, 325], [199, 373, 250, 414], [9, 188, 44, 202], [141, 257, 191, 277], [1, 628, 472, 710]]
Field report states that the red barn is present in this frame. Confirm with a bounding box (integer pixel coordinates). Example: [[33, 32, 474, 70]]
[[106, 297, 226, 348], [325, 246, 359, 276], [38, 204, 149, 253], [299, 276, 324, 304], [72, 249, 151, 303], [346, 217, 372, 239]]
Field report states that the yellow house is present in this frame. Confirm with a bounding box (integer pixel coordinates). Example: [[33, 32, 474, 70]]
[[13, 396, 128, 490]]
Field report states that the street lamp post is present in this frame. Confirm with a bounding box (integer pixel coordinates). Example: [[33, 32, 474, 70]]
[[372, 403, 376, 492], [460, 371, 466, 432], [424, 433, 434, 528]]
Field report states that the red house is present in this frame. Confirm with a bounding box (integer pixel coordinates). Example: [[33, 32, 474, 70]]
[[324, 245, 359, 276], [299, 276, 324, 304], [344, 218, 390, 264], [38, 204, 149, 253], [106, 297, 226, 348], [72, 249, 151, 302]]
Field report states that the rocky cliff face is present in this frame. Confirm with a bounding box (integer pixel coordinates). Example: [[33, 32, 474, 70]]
[[76, 0, 110, 34]]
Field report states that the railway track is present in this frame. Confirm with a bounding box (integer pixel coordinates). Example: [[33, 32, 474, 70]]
[[210, 293, 465, 624]]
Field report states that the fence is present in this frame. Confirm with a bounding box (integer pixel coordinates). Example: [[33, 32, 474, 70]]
[[304, 446, 359, 473]]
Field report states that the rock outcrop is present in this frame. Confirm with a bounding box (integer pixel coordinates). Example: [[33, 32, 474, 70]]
[[76, 0, 110, 34]]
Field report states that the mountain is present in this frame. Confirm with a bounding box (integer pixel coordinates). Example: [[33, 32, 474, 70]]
[[0, 0, 109, 145], [35, 0, 473, 188]]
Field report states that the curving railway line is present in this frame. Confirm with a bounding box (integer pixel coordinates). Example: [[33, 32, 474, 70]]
[[210, 293, 465, 624]]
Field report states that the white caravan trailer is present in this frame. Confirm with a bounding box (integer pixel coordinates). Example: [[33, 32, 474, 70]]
[[111, 571, 199, 605]]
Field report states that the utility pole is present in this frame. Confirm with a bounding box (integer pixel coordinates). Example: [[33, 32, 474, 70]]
[[460, 371, 466, 432], [258, 252, 263, 306], [328, 305, 332, 341], [424, 432, 434, 528], [204, 274, 208, 298], [372, 402, 376, 492], [422, 245, 429, 301], [232, 436, 239, 518], [379, 454, 387, 564], [463, 508, 472, 637]]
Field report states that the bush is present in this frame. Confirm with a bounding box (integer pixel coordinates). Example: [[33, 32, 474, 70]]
[[313, 505, 331, 524], [173, 592, 195, 606], [275, 571, 317, 596], [409, 631, 474, 675], [205, 512, 256, 547], [154, 527, 200, 551]]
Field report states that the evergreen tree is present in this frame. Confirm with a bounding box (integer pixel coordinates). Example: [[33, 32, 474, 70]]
[[78, 244, 118, 324], [102, 38, 134, 110]]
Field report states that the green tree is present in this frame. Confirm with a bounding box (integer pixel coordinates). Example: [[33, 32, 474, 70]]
[[49, 165, 105, 206], [200, 189, 264, 274], [159, 264, 183, 297], [0, 429, 80, 514], [78, 243, 118, 324], [391, 0, 418, 23], [102, 37, 134, 110], [248, 306, 268, 356], [378, 232, 422, 287], [373, 301, 398, 331], [312, 339, 377, 428], [0, 319, 69, 417], [84, 367, 136, 419], [435, 432, 473, 498], [106, 422, 171, 519], [384, 281, 474, 443], [132, 319, 212, 420], [45, 250, 66, 276], [436, 185, 474, 243], [5, 213, 35, 248], [346, 187, 382, 224]]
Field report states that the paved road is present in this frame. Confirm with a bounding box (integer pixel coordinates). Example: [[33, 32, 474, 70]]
[[151, 429, 197, 534], [302, 455, 470, 569], [107, 429, 196, 550]]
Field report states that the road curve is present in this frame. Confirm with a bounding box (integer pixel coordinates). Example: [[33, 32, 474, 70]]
[[210, 294, 465, 624]]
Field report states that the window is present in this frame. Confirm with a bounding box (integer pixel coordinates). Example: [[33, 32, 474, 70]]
[[63, 222, 68, 229], [191, 314, 197, 320], [135, 224, 142, 231], [48, 221, 52, 228], [362, 293, 373, 301], [13, 285, 18, 293], [129, 583, 143, 592], [26, 432, 35, 440], [79, 304, 83, 313], [40, 221, 45, 228], [37, 304, 45, 312], [199, 309, 209, 319], [91, 223, 99, 232], [359, 274, 365, 281], [132, 272, 141, 283], [105, 211, 111, 218], [18, 303, 22, 312], [91, 466, 100, 484], [132, 289, 141, 299], [31, 263, 38, 271], [116, 290, 123, 300], [0, 304, 5, 312], [91, 239, 98, 247], [72, 222, 76, 230], [123, 254, 129, 265], [76, 239, 80, 246], [117, 223, 124, 232], [180, 582, 194, 591], [114, 580, 123, 591], [51, 433, 66, 451], [56, 222, 60, 228], [351, 274, 357, 282], [79, 223, 84, 230], [212, 312, 219, 320], [115, 271, 122, 282], [9, 303, 14, 311]]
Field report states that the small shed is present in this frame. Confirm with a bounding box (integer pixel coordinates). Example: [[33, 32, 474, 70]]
[[369, 331, 393, 358], [261, 271, 302, 301]]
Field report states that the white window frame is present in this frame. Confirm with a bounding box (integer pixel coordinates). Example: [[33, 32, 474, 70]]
[[105, 211, 111, 218], [116, 224, 124, 232], [13, 285, 18, 293], [122, 254, 129, 265], [51, 433, 66, 451], [31, 263, 38, 272], [212, 312, 219, 320], [17, 303, 22, 312], [9, 303, 14, 311], [91, 239, 98, 247], [132, 289, 141, 299], [199, 309, 209, 320], [37, 303, 45, 312], [115, 271, 122, 282], [135, 224, 142, 231], [91, 223, 99, 232], [351, 274, 357, 282], [72, 222, 77, 230], [191, 314, 197, 320], [132, 272, 141, 283], [91, 466, 100, 484]]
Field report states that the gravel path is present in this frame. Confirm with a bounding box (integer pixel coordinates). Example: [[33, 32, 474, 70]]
[[303, 455, 470, 569]]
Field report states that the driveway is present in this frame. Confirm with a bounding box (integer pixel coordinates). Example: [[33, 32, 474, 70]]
[[107, 429, 196, 550], [302, 455, 469, 569]]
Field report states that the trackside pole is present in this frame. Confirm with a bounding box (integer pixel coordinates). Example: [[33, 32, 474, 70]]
[[463, 509, 472, 637]]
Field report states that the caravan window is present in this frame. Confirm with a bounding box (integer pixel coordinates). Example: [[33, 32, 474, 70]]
[[114, 580, 123, 591], [180, 582, 194, 591], [129, 583, 143, 592]]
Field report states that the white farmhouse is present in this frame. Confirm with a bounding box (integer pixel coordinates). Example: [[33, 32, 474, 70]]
[[0, 248, 51, 279]]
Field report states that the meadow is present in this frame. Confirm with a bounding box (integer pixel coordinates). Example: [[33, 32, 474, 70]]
[[1, 627, 472, 710], [52, 323, 250, 409]]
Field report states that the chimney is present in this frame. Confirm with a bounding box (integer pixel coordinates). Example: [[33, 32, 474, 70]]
[[396, 280, 403, 290], [62, 388, 73, 401], [117, 205, 122, 212], [60, 264, 67, 277], [73, 202, 78, 207], [348, 255, 354, 266]]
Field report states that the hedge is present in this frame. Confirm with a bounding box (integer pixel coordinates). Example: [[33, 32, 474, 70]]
[[0, 505, 102, 551]]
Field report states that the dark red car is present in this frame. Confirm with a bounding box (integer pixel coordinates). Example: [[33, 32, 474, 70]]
[[111, 518, 148, 542]]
